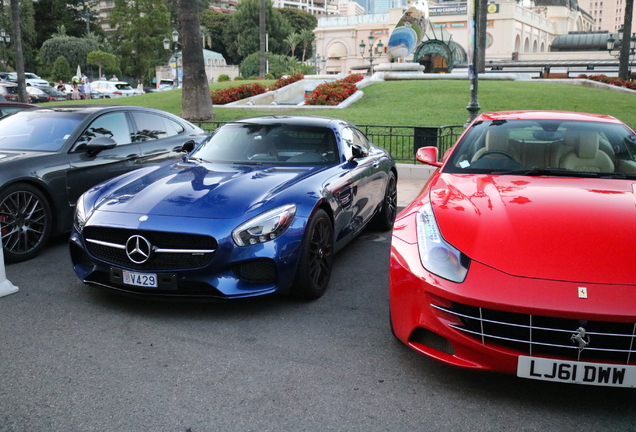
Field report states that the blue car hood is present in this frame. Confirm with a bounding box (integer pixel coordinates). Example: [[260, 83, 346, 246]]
[[94, 161, 321, 219]]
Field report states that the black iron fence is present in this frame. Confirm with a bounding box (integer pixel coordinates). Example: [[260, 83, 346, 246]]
[[194, 122, 465, 164]]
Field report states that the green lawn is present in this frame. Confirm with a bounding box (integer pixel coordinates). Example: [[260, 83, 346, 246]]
[[54, 79, 636, 130]]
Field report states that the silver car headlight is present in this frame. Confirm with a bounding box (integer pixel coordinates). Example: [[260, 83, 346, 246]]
[[232, 204, 297, 246], [73, 193, 93, 233], [416, 202, 469, 283]]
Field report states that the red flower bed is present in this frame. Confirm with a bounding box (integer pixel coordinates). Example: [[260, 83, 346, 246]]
[[268, 73, 304, 91], [305, 74, 364, 106], [210, 83, 267, 105], [339, 73, 364, 85], [578, 74, 636, 90]]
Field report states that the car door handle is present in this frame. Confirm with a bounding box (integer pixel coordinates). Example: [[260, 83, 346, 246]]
[[126, 154, 140, 160]]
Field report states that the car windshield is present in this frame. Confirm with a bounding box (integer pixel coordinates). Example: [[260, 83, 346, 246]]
[[191, 123, 337, 165], [0, 110, 85, 152], [443, 119, 636, 178]]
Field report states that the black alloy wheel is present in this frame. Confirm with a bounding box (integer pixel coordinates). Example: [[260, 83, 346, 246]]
[[293, 209, 333, 300], [0, 184, 52, 262], [372, 171, 397, 231]]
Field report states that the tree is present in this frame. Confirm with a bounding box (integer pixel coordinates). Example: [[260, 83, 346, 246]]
[[200, 10, 231, 60], [40, 36, 99, 70], [298, 28, 314, 62], [33, 0, 98, 49], [619, 0, 634, 80], [109, 0, 171, 80], [180, 0, 214, 121], [285, 33, 301, 58], [278, 8, 317, 34], [87, 50, 118, 78], [51, 55, 71, 81], [240, 52, 309, 78], [10, 0, 27, 102], [224, 0, 292, 64]]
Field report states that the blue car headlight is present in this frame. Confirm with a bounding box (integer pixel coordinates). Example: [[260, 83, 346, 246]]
[[232, 204, 297, 247], [73, 193, 93, 233], [416, 202, 469, 283]]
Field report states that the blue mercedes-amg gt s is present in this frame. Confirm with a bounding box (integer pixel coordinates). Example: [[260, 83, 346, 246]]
[[70, 115, 397, 300]]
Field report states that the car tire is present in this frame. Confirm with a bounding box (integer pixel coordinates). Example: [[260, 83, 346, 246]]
[[371, 171, 397, 231], [0, 183, 52, 263], [292, 209, 333, 300]]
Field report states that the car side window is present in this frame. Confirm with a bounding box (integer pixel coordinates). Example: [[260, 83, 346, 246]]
[[341, 127, 355, 160], [341, 127, 370, 160], [351, 128, 371, 150], [130, 112, 183, 142], [74, 112, 132, 150]]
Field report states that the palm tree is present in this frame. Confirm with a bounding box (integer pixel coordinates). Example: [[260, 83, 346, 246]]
[[285, 33, 301, 58], [180, 0, 214, 120], [619, 0, 634, 80], [299, 28, 314, 62]]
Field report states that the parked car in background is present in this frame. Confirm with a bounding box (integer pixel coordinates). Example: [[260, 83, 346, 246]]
[[26, 86, 67, 103], [0, 105, 208, 262], [390, 110, 636, 387], [0, 82, 18, 101], [0, 101, 38, 118], [69, 115, 397, 301], [3, 85, 35, 103], [6, 72, 49, 87], [91, 81, 136, 98]]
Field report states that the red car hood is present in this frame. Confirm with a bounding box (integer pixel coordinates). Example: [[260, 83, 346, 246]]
[[429, 174, 636, 285]]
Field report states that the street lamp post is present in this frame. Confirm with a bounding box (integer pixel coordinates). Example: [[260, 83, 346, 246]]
[[0, 29, 10, 71], [607, 27, 636, 77], [163, 30, 180, 88], [359, 32, 383, 76]]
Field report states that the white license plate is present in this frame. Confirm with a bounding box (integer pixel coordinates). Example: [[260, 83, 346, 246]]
[[123, 270, 158, 288], [517, 356, 636, 387]]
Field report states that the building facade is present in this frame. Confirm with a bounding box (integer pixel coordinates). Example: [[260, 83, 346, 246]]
[[313, 0, 617, 75]]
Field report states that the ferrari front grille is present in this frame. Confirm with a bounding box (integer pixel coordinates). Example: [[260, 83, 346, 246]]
[[83, 226, 217, 271], [435, 302, 636, 365]]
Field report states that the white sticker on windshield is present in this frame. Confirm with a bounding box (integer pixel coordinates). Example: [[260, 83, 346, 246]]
[[63, 134, 70, 139], [459, 160, 470, 168]]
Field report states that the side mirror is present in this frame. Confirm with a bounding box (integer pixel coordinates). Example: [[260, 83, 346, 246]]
[[181, 140, 196, 153], [85, 136, 117, 157], [416, 146, 442, 167], [350, 144, 369, 160]]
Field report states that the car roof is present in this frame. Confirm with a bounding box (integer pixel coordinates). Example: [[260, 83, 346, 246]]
[[0, 101, 38, 108], [231, 115, 351, 128], [474, 110, 623, 124]]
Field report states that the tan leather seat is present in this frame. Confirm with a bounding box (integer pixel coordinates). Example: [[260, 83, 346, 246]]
[[559, 131, 614, 172], [472, 128, 516, 162]]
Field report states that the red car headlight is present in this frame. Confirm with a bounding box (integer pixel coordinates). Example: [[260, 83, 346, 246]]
[[416, 202, 470, 283]]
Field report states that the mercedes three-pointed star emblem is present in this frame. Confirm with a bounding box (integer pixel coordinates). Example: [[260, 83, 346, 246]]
[[125, 235, 152, 264]]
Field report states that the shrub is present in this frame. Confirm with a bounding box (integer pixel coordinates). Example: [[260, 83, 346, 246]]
[[340, 73, 365, 85], [579, 74, 636, 90], [305, 81, 358, 106], [210, 83, 267, 105], [268, 73, 304, 91], [51, 56, 71, 82], [218, 74, 230, 82]]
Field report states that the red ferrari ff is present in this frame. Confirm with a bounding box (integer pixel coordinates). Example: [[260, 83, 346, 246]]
[[390, 111, 636, 387]]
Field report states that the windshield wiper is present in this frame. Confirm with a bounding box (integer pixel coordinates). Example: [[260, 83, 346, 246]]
[[492, 167, 601, 178]]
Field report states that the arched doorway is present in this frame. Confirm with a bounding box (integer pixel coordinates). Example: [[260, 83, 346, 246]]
[[413, 39, 467, 73]]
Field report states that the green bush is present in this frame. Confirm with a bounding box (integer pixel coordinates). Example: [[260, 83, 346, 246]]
[[51, 56, 71, 82], [218, 74, 230, 82]]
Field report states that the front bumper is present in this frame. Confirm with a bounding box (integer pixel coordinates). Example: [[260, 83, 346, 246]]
[[69, 212, 308, 299], [389, 214, 636, 374]]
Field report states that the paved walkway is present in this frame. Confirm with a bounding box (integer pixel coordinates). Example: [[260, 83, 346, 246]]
[[396, 163, 433, 207]]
